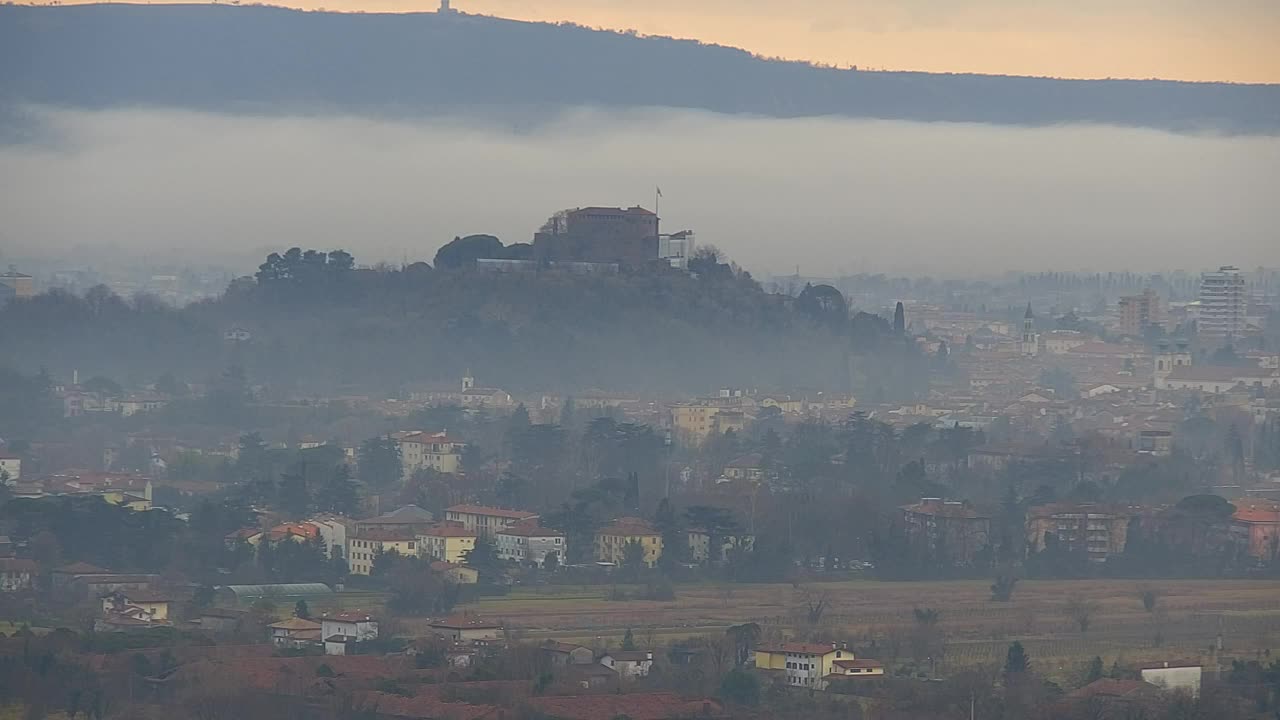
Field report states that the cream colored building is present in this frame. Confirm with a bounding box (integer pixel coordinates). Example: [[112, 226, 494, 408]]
[[395, 431, 466, 480], [443, 505, 539, 539]]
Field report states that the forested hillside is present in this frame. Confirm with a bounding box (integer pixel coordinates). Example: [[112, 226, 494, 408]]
[[2, 4, 1277, 133], [0, 249, 925, 397]]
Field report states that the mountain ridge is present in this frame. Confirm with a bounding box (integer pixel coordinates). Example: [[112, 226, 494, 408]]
[[3, 3, 1279, 133]]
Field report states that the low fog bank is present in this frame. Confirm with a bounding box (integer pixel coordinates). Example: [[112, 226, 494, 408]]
[[1, 105, 1276, 276]]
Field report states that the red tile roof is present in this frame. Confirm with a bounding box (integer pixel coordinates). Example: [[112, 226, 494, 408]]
[[419, 523, 478, 538], [528, 693, 723, 720]]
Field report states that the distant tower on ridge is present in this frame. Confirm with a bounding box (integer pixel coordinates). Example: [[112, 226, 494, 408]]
[[439, 0, 456, 13]]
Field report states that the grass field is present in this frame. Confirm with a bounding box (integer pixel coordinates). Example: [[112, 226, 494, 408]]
[[400, 578, 1280, 678]]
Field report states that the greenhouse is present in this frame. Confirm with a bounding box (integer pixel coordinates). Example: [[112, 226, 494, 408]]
[[215, 583, 334, 605]]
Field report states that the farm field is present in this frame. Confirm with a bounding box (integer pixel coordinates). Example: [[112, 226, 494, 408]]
[[416, 578, 1280, 677]]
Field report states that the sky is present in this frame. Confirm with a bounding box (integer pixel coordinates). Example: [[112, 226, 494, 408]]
[[2, 106, 1276, 277], [52, 0, 1280, 83]]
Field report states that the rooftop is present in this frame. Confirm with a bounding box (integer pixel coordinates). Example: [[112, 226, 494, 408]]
[[445, 504, 539, 520]]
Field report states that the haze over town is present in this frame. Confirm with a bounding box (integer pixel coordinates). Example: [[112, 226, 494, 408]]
[[2, 2, 1280, 720]]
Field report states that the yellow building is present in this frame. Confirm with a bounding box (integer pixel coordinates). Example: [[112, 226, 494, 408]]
[[671, 404, 722, 445], [346, 530, 418, 575], [755, 642, 866, 690], [595, 518, 662, 568], [395, 431, 467, 480], [417, 523, 478, 564], [101, 590, 172, 622]]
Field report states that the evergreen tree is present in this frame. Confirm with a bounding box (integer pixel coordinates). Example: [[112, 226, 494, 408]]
[[1004, 641, 1030, 677], [1085, 655, 1104, 684], [295, 599, 311, 619], [621, 628, 637, 651], [893, 301, 906, 333]]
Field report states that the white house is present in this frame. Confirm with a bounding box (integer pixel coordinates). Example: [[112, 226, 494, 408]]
[[322, 612, 378, 655], [1140, 661, 1202, 697], [599, 650, 654, 680], [495, 523, 566, 567], [0, 455, 20, 483]]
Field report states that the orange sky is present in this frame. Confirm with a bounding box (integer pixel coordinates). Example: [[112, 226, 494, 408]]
[[50, 0, 1280, 82]]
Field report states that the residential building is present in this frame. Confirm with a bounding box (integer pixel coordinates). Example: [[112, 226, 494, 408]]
[[1137, 430, 1174, 456], [1026, 503, 1135, 562], [825, 658, 886, 683], [395, 432, 466, 479], [0, 454, 21, 483], [268, 617, 323, 648], [0, 559, 37, 592], [722, 453, 769, 482], [346, 529, 417, 576], [107, 394, 167, 417], [671, 403, 748, 445], [428, 615, 503, 642], [0, 535, 12, 558], [595, 518, 663, 567], [101, 590, 172, 621], [195, 607, 250, 635], [754, 642, 859, 691], [417, 523, 477, 564], [687, 529, 754, 564], [495, 523, 566, 567], [1140, 661, 1202, 697], [600, 650, 655, 680], [0, 266, 34, 299], [1231, 503, 1280, 562], [443, 504, 539, 539], [1119, 289, 1162, 337], [307, 515, 352, 560], [900, 498, 991, 566], [321, 612, 378, 655], [354, 505, 436, 536], [1198, 266, 1246, 343], [540, 641, 595, 667], [429, 560, 478, 584]]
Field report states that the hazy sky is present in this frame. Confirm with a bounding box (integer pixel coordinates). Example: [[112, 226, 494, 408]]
[[2, 106, 1276, 277], [53, 0, 1280, 83]]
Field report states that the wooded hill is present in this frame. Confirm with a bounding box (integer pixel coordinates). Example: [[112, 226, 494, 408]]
[[2, 4, 1277, 133]]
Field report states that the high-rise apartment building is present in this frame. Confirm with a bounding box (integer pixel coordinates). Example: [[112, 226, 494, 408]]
[[1198, 266, 1246, 343], [1118, 289, 1161, 337]]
